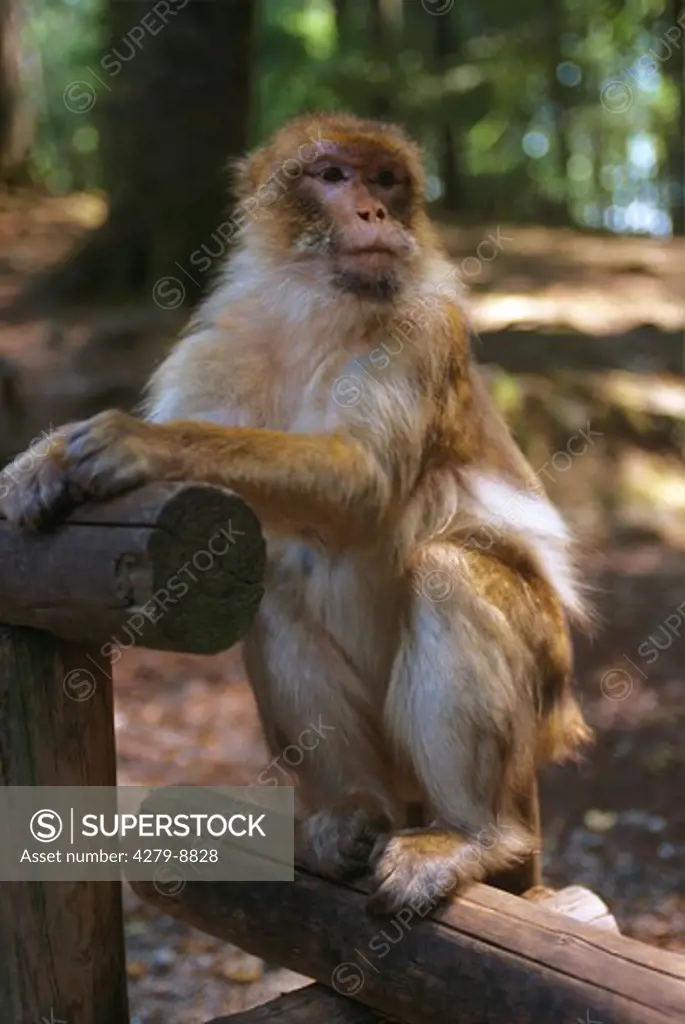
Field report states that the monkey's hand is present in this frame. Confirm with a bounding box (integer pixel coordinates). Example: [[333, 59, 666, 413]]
[[0, 410, 161, 530]]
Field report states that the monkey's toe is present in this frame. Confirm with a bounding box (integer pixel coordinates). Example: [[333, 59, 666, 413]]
[[366, 830, 465, 917], [298, 793, 392, 882]]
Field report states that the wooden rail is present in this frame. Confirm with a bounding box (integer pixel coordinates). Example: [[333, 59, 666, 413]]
[[207, 985, 386, 1023], [133, 868, 685, 1024]]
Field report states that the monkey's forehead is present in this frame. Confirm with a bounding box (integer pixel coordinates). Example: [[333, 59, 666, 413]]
[[310, 134, 415, 164], [273, 112, 417, 146], [263, 116, 425, 178], [233, 114, 428, 198]]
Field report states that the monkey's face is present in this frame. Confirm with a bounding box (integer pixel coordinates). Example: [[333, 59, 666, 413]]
[[235, 116, 431, 302], [292, 148, 419, 301]]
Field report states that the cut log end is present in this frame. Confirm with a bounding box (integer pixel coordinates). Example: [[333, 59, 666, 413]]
[[139, 483, 265, 653], [0, 483, 265, 653]]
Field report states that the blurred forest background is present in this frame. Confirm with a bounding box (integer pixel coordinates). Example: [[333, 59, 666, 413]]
[[4, 0, 684, 233], [0, 1, 684, 1021]]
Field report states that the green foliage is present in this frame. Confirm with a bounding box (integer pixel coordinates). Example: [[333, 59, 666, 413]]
[[19, 0, 683, 235], [22, 0, 102, 193]]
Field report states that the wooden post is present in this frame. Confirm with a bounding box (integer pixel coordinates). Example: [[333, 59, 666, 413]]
[[0, 483, 266, 1024], [0, 630, 128, 1024]]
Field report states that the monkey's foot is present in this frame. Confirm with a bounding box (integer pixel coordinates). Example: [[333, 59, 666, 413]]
[[0, 411, 159, 530], [366, 828, 474, 917], [367, 824, 535, 916], [296, 792, 392, 882]]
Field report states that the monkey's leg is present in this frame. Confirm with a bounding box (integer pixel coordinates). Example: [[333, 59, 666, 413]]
[[368, 545, 539, 916], [243, 572, 397, 881], [487, 776, 542, 894]]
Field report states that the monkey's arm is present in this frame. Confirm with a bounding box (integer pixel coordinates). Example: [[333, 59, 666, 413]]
[[146, 417, 396, 540], [0, 411, 405, 541]]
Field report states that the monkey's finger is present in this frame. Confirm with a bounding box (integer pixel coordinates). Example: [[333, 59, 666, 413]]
[[0, 458, 76, 531], [64, 409, 141, 454], [64, 449, 150, 501], [64, 418, 115, 462]]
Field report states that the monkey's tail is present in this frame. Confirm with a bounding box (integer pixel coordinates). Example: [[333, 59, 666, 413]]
[[537, 692, 593, 764]]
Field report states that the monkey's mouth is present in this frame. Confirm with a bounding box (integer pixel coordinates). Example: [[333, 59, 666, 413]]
[[342, 246, 397, 256], [336, 247, 400, 277], [339, 246, 399, 264]]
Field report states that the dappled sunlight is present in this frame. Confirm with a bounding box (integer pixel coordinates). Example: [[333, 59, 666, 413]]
[[475, 285, 685, 334], [617, 450, 685, 545], [440, 224, 685, 334]]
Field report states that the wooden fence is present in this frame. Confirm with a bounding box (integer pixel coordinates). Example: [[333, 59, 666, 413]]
[[0, 484, 683, 1023]]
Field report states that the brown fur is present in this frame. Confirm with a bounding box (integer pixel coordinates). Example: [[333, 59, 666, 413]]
[[0, 114, 591, 915]]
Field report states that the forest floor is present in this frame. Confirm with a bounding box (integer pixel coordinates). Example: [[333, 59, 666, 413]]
[[0, 193, 684, 1022]]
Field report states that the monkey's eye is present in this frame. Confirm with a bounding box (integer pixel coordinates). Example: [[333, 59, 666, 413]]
[[319, 166, 347, 183], [375, 169, 399, 188]]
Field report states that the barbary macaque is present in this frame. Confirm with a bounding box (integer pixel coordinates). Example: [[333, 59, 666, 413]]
[[0, 114, 590, 915]]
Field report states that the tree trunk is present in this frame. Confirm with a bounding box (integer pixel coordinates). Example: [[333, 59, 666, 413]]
[[0, 0, 31, 183], [334, 0, 352, 47], [7, 0, 255, 316], [434, 7, 461, 212], [369, 0, 402, 120], [545, 0, 572, 224], [666, 0, 684, 235]]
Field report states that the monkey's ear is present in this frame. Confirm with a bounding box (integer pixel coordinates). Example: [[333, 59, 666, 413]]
[[229, 157, 254, 201], [229, 149, 273, 201]]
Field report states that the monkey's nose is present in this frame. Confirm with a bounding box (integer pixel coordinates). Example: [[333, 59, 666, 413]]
[[356, 208, 387, 223]]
